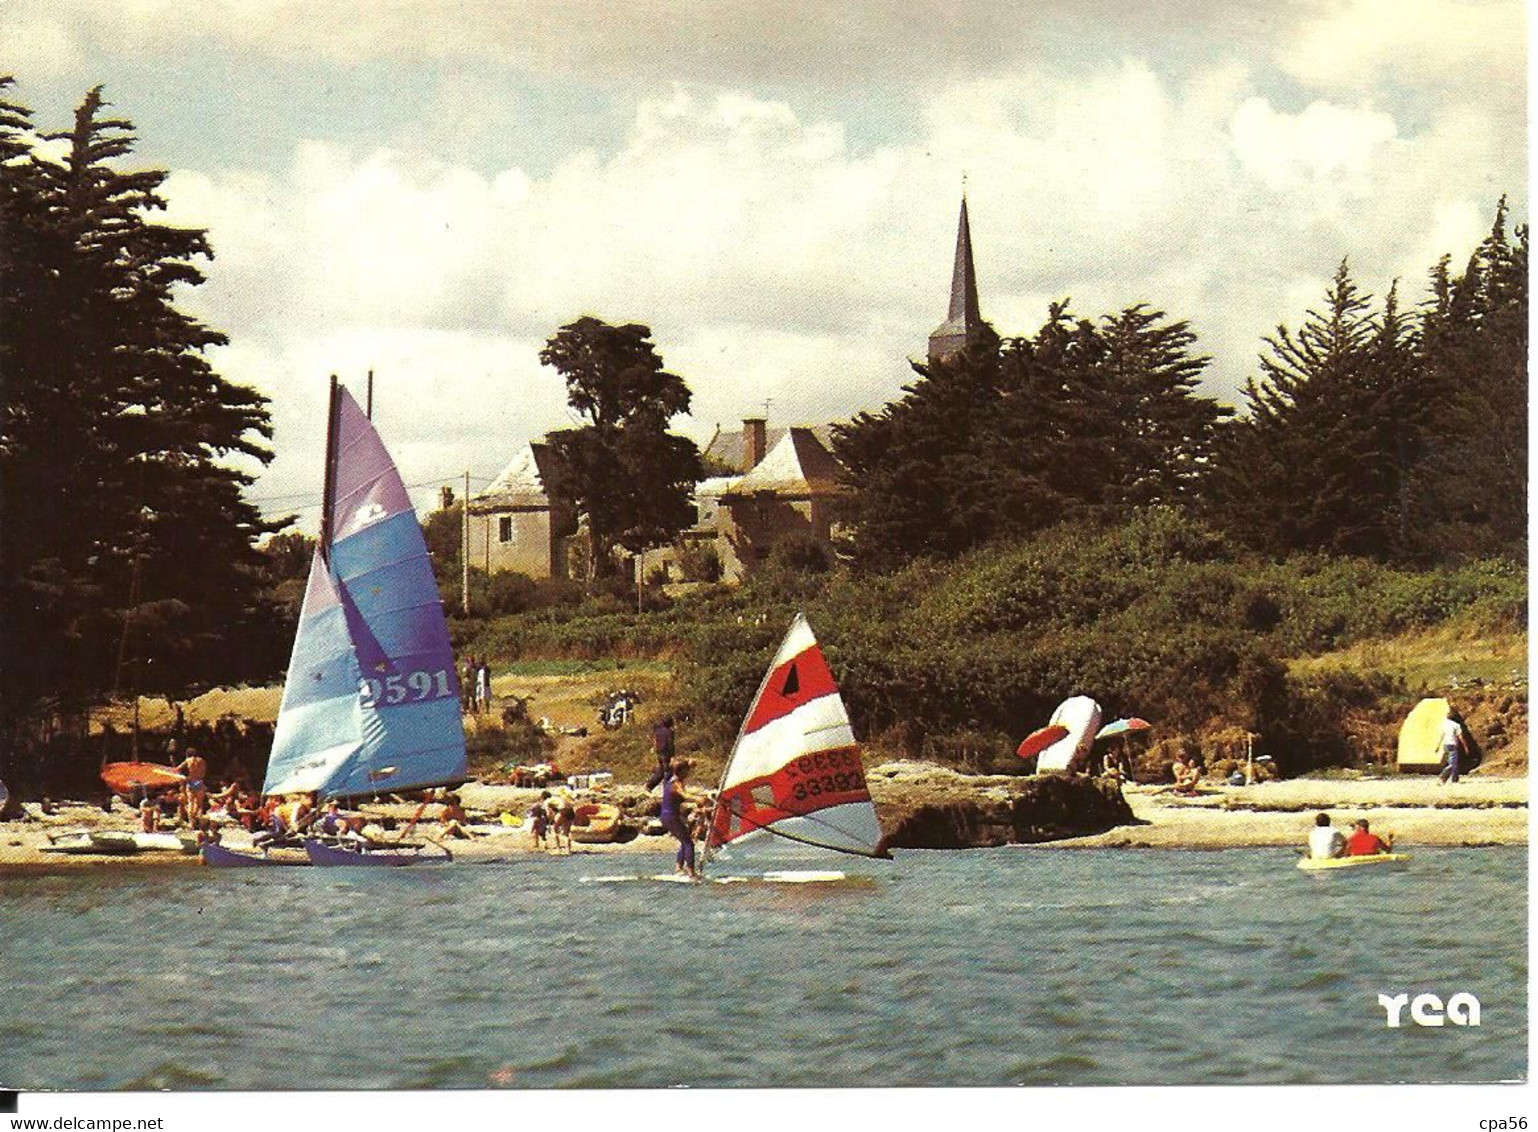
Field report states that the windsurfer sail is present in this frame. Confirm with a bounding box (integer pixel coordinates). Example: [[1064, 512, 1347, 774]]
[[701, 613, 889, 873], [261, 379, 466, 800]]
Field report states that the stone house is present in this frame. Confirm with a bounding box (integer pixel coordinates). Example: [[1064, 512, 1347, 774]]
[[470, 194, 985, 584], [465, 441, 576, 578]]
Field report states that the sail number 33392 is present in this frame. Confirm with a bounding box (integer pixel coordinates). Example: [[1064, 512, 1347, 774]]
[[785, 748, 867, 801], [358, 669, 454, 707]]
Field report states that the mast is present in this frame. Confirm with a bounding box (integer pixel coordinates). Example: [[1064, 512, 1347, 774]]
[[319, 375, 341, 562], [697, 615, 789, 876]]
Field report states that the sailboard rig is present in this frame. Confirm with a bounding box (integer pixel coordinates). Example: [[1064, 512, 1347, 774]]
[[700, 613, 889, 879], [204, 378, 463, 868]]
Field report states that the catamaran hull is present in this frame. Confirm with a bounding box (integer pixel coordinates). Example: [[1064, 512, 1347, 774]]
[[201, 842, 306, 867], [302, 839, 448, 866]]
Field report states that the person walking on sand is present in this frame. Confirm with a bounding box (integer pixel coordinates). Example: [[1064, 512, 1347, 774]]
[[646, 716, 676, 790], [1308, 812, 1346, 860], [661, 757, 697, 878], [1437, 707, 1469, 785]]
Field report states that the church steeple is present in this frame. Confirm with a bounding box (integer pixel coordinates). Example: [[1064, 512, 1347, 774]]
[[927, 194, 996, 364]]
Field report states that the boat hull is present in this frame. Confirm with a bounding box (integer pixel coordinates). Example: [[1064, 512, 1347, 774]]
[[303, 839, 448, 866], [1297, 853, 1411, 871], [201, 842, 306, 867]]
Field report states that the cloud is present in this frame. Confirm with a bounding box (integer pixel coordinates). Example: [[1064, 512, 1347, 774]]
[[1276, 0, 1525, 93], [1230, 99, 1398, 194], [130, 27, 1520, 525], [9, 0, 1365, 94]]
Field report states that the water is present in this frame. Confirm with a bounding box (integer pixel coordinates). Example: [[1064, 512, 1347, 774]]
[[0, 847, 1524, 1089]]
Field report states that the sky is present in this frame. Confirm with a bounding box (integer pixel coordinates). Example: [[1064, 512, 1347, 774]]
[[6, 0, 1527, 531]]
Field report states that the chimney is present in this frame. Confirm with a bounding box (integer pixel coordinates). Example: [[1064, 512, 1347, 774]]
[[742, 417, 767, 471]]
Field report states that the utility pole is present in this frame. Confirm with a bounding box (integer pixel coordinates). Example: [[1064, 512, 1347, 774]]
[[366, 369, 374, 419], [461, 470, 471, 616]]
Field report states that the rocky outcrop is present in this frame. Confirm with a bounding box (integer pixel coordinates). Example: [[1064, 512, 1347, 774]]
[[464, 763, 1137, 851], [867, 761, 1135, 850]]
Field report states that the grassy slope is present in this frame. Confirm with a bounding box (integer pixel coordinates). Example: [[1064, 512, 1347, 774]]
[[1285, 619, 1527, 775], [1286, 621, 1527, 693]]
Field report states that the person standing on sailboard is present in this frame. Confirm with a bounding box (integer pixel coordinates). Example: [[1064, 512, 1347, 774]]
[[661, 757, 696, 877]]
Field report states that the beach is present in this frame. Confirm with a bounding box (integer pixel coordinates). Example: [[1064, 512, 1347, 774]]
[[1053, 775, 1528, 849], [0, 772, 1523, 867]]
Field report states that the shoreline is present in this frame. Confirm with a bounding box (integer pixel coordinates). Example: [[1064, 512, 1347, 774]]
[[0, 774, 1523, 868]]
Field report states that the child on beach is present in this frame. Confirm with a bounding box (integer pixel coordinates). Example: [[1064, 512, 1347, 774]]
[[529, 793, 550, 849]]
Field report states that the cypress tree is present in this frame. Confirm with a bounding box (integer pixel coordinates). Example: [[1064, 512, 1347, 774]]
[[1418, 200, 1527, 558], [1209, 261, 1407, 556], [0, 82, 277, 760]]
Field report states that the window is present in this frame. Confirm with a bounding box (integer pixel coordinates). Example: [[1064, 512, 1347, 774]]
[[498, 516, 513, 543]]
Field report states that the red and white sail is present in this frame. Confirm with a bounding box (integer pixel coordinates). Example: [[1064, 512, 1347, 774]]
[[706, 614, 886, 864]]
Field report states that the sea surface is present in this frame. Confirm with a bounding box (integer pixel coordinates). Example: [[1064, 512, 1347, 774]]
[[0, 846, 1525, 1090]]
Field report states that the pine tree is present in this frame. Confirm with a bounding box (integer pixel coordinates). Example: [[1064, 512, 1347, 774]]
[[1418, 200, 1527, 557], [0, 83, 277, 755], [834, 340, 1008, 569], [834, 302, 1225, 568], [1209, 261, 1407, 556]]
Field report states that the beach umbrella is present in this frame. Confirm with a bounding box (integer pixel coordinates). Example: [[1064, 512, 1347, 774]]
[[1095, 717, 1151, 741]]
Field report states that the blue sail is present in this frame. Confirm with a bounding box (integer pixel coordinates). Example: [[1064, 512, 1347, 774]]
[[263, 385, 465, 799], [262, 550, 366, 795]]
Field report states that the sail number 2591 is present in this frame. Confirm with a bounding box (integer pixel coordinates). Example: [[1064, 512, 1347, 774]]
[[358, 669, 454, 708]]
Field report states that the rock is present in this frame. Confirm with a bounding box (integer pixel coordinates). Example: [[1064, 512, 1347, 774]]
[[869, 762, 1134, 850]]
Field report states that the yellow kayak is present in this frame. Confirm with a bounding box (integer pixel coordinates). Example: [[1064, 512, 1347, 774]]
[[1297, 853, 1410, 871]]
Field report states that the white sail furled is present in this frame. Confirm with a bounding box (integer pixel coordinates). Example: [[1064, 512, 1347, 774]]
[[705, 614, 887, 867]]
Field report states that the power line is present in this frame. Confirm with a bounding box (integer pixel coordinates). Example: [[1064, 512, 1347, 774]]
[[246, 471, 500, 506]]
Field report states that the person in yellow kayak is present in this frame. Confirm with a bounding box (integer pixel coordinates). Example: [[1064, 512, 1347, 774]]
[[1344, 818, 1393, 856], [1307, 812, 1346, 859]]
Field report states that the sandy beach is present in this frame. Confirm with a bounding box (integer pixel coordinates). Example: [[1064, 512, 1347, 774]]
[[1049, 775, 1528, 849], [0, 773, 1524, 867]]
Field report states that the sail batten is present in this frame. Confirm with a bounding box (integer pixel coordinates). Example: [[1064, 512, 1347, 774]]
[[706, 614, 886, 869]]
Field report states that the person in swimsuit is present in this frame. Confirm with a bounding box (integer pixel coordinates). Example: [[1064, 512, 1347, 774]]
[[550, 793, 576, 852], [173, 748, 209, 824], [661, 758, 697, 878], [529, 792, 550, 849], [438, 792, 475, 839]]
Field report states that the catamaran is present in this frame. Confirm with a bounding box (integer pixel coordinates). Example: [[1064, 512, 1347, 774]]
[[202, 378, 466, 868], [698, 613, 890, 882]]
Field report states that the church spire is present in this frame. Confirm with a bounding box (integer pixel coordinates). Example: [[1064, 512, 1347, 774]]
[[927, 194, 996, 364]]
